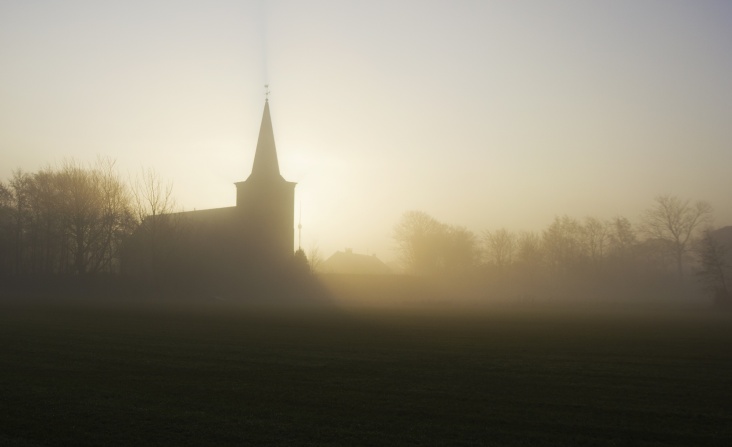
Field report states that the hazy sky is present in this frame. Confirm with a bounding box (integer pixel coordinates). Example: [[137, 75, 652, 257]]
[[2, 0, 731, 262]]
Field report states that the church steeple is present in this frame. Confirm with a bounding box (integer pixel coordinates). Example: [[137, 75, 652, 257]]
[[234, 95, 297, 257], [249, 99, 282, 180]]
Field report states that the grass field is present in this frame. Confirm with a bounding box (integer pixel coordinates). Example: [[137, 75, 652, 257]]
[[1, 298, 731, 446]]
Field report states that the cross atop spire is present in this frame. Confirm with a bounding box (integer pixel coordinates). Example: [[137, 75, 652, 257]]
[[264, 84, 270, 102]]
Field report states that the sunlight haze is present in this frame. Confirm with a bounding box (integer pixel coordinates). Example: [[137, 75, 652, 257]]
[[2, 0, 731, 263]]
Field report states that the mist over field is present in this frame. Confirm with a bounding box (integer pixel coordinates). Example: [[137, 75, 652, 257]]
[[2, 1, 732, 262], [2, 2, 732, 445]]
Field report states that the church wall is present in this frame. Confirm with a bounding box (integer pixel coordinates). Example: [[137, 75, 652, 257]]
[[236, 179, 296, 259]]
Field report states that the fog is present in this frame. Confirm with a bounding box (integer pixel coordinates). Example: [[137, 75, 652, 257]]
[[2, 1, 732, 265], [3, 2, 732, 439]]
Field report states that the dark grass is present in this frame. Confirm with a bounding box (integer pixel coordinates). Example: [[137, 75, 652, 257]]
[[1, 298, 731, 446]]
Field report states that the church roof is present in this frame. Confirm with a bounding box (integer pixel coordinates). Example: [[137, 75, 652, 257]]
[[248, 100, 283, 181], [174, 206, 239, 224]]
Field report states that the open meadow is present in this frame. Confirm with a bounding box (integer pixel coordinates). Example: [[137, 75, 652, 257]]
[[1, 296, 731, 446]]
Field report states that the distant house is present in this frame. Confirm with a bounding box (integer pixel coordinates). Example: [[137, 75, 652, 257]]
[[320, 249, 391, 275]]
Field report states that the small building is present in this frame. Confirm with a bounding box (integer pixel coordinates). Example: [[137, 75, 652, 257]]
[[320, 249, 391, 275]]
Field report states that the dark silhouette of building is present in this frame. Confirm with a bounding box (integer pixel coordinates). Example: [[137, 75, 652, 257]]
[[320, 249, 391, 275], [181, 99, 296, 262], [235, 99, 297, 259], [124, 100, 297, 283]]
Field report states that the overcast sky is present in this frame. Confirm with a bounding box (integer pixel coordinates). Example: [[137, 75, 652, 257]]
[[2, 0, 731, 262]]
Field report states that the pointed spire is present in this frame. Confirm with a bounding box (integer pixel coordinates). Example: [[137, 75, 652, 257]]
[[249, 99, 281, 179]]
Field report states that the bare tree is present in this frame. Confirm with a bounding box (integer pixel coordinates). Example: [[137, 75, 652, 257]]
[[543, 216, 583, 274], [581, 217, 609, 267], [516, 231, 543, 267], [95, 157, 134, 273], [0, 182, 10, 207], [132, 167, 176, 223], [442, 225, 479, 275], [131, 167, 178, 280], [393, 211, 478, 276], [607, 216, 637, 259], [393, 211, 445, 275], [0, 161, 136, 278], [514, 231, 544, 297], [482, 228, 516, 271], [27, 167, 64, 275], [0, 181, 13, 274], [9, 169, 32, 275], [60, 159, 108, 275], [307, 242, 323, 272], [642, 195, 713, 281]]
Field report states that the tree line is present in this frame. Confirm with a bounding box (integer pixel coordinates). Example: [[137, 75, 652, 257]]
[[2, 159, 727, 304], [0, 159, 319, 301], [393, 196, 730, 304], [0, 159, 175, 280]]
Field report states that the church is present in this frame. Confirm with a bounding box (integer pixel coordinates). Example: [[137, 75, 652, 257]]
[[123, 98, 299, 283], [184, 98, 296, 262], [234, 99, 297, 259]]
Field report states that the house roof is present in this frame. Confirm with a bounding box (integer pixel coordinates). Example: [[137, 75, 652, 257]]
[[320, 249, 391, 275]]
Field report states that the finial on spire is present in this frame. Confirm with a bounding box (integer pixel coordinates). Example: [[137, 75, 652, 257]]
[[264, 84, 270, 102]]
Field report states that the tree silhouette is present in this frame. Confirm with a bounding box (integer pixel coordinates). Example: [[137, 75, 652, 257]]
[[0, 181, 12, 274], [393, 211, 444, 275], [642, 195, 713, 281], [129, 167, 180, 282], [607, 216, 637, 259], [482, 228, 516, 272], [393, 211, 477, 276], [0, 160, 135, 278], [581, 216, 609, 268]]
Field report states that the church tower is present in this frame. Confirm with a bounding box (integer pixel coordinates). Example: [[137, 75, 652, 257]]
[[235, 99, 296, 259]]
